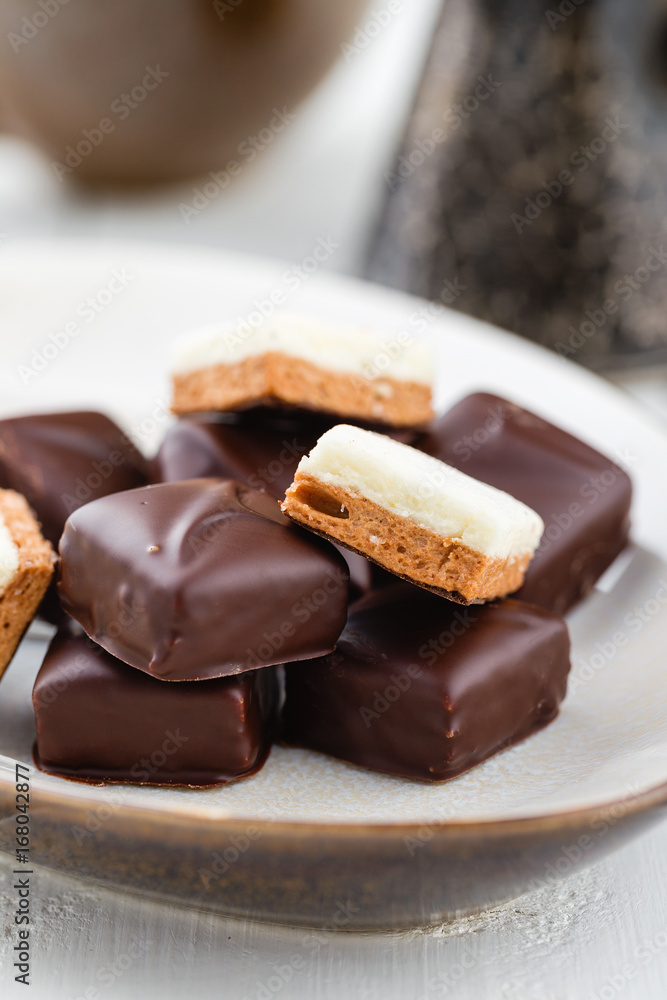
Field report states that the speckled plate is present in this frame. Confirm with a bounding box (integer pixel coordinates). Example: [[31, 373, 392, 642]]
[[0, 240, 666, 928]]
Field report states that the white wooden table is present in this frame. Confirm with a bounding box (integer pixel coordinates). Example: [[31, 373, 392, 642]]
[[1, 1, 666, 994], [1, 823, 667, 1000]]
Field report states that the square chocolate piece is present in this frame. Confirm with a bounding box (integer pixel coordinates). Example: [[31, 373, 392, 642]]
[[59, 479, 349, 681], [283, 585, 571, 782], [416, 393, 632, 613], [0, 411, 147, 548], [33, 628, 278, 786]]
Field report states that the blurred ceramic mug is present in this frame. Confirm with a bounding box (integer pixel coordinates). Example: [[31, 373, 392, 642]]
[[0, 0, 368, 184]]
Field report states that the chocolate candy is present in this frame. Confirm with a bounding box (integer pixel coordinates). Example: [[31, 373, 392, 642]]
[[283, 585, 571, 782], [33, 627, 278, 786], [153, 409, 380, 598], [59, 479, 350, 681], [0, 411, 148, 548], [416, 393, 632, 613], [153, 409, 336, 501]]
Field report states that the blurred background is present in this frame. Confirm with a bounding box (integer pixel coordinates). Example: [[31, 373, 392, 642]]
[[0, 0, 665, 418]]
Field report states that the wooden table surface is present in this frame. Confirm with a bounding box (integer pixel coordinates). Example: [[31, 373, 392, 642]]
[[1, 821, 667, 999]]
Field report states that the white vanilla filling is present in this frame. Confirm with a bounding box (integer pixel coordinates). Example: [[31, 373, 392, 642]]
[[293, 425, 545, 561], [171, 312, 435, 386], [0, 514, 19, 593]]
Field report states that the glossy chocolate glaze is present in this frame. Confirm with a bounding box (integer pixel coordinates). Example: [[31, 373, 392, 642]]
[[416, 393, 632, 613], [0, 411, 148, 548], [59, 478, 349, 681], [153, 408, 337, 498], [152, 408, 400, 598], [283, 584, 571, 782], [153, 409, 419, 495], [33, 627, 278, 786]]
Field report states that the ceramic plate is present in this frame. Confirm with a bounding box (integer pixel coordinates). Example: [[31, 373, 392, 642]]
[[0, 239, 666, 928]]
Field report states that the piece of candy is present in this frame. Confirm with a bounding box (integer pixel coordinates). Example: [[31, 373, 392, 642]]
[[282, 585, 571, 782], [154, 409, 338, 498], [153, 409, 419, 493], [59, 479, 349, 681], [153, 409, 394, 599], [0, 489, 55, 679], [416, 393, 632, 612], [281, 424, 544, 604], [33, 627, 278, 786], [0, 411, 148, 549], [170, 312, 435, 427]]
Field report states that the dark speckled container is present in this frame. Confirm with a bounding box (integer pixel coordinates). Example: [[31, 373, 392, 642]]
[[368, 0, 667, 369]]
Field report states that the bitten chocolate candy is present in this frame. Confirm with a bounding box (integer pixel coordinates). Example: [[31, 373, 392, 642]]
[[59, 479, 349, 681], [416, 393, 632, 613], [0, 411, 148, 548], [33, 627, 278, 786], [283, 585, 571, 782]]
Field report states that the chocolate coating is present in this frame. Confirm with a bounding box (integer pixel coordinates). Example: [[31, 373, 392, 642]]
[[283, 585, 571, 782], [153, 409, 383, 598], [0, 411, 148, 548], [416, 393, 632, 613], [0, 411, 148, 623], [33, 627, 278, 786], [153, 408, 337, 499], [59, 479, 350, 681]]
